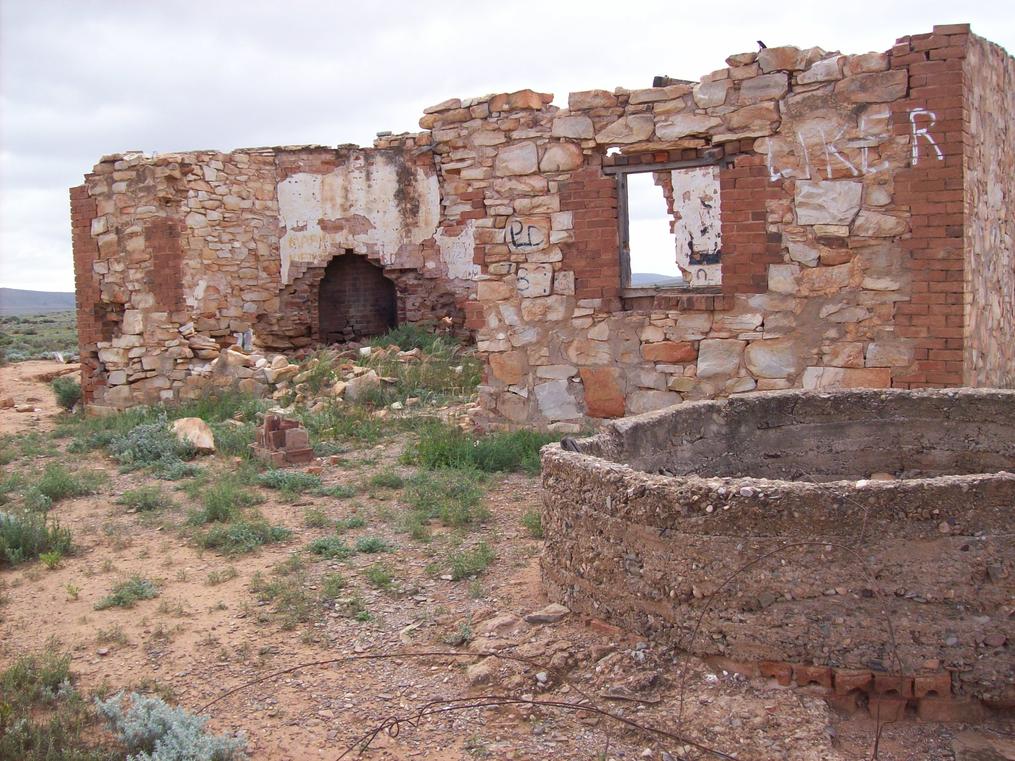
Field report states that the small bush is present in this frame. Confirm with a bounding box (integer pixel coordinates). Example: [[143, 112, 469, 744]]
[[51, 376, 82, 411], [407, 422, 559, 474], [109, 419, 194, 474], [95, 691, 245, 761], [26, 462, 102, 506], [188, 479, 260, 525], [320, 572, 346, 599], [521, 509, 544, 539], [210, 421, 256, 458], [118, 485, 172, 512], [0, 644, 120, 761], [368, 469, 404, 490], [0, 510, 73, 567], [307, 535, 352, 559], [39, 550, 62, 569], [205, 566, 238, 586], [196, 520, 290, 555], [363, 563, 394, 590], [449, 542, 495, 581], [257, 469, 321, 498], [0, 473, 22, 505], [302, 507, 331, 528], [318, 483, 359, 499], [95, 576, 158, 610], [334, 515, 366, 532], [355, 536, 391, 554], [405, 468, 488, 529]]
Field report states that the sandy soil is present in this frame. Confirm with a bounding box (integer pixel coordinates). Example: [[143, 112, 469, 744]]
[[1, 363, 1011, 760], [0, 359, 78, 434]]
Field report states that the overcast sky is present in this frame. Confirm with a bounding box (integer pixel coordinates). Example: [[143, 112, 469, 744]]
[[1, 1, 1012, 292]]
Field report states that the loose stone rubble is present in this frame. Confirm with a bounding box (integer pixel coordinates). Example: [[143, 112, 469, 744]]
[[70, 24, 1014, 425]]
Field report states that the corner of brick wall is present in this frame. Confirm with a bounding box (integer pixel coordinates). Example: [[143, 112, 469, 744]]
[[719, 143, 783, 296], [70, 184, 101, 403], [560, 165, 620, 301], [890, 25, 970, 388]]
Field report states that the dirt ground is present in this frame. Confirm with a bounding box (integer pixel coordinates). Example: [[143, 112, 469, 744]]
[[1, 361, 1012, 760]]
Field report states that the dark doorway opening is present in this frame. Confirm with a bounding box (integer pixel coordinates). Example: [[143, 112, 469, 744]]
[[318, 254, 396, 343]]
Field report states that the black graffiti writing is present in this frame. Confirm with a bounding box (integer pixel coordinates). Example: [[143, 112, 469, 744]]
[[508, 219, 545, 250]]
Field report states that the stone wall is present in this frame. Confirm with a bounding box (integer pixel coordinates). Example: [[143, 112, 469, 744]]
[[71, 24, 1015, 417], [963, 35, 1015, 387], [540, 389, 1015, 707]]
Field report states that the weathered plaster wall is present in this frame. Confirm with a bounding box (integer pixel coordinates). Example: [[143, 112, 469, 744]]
[[963, 35, 1015, 387]]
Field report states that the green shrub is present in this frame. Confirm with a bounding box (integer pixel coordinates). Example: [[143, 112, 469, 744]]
[[354, 536, 391, 554], [210, 421, 256, 458], [118, 485, 172, 512], [521, 509, 544, 539], [0, 644, 120, 761], [94, 576, 158, 610], [407, 421, 558, 474], [318, 483, 359, 499], [27, 462, 102, 506], [196, 520, 290, 555], [0, 473, 21, 506], [449, 542, 495, 581], [39, 550, 62, 569], [334, 515, 366, 532], [108, 419, 194, 477], [95, 691, 245, 760], [320, 572, 346, 599], [51, 376, 82, 411], [405, 468, 488, 529], [307, 535, 352, 559], [368, 469, 404, 490], [257, 469, 321, 498], [363, 563, 394, 590], [0, 510, 73, 566], [188, 478, 260, 525], [250, 569, 315, 629], [302, 507, 331, 528]]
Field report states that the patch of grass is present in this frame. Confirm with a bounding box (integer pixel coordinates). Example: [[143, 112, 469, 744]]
[[407, 421, 558, 474], [354, 535, 391, 554], [51, 376, 82, 410], [0, 473, 23, 506], [187, 476, 261, 525], [320, 572, 346, 599], [307, 535, 352, 559], [26, 462, 102, 507], [206, 566, 238, 586], [39, 550, 63, 569], [0, 510, 73, 567], [257, 469, 321, 499], [94, 575, 158, 610], [298, 401, 386, 446], [210, 420, 256, 458], [302, 507, 332, 528], [363, 563, 394, 590], [96, 625, 129, 645], [368, 468, 405, 490], [521, 509, 544, 539], [404, 468, 488, 530], [0, 643, 120, 761], [448, 542, 495, 581], [317, 483, 359, 499], [195, 519, 290, 555], [118, 485, 172, 512], [334, 515, 367, 532]]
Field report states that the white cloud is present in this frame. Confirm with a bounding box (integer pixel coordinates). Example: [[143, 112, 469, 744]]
[[1, 0, 1012, 290]]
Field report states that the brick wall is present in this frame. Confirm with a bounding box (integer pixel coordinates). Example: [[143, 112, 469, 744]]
[[560, 163, 619, 302], [69, 185, 101, 403], [890, 25, 969, 388]]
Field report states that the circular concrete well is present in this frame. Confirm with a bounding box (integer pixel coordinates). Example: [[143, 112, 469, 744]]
[[540, 389, 1015, 714]]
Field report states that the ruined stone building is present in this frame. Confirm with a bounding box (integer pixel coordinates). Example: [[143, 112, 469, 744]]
[[71, 24, 1015, 426]]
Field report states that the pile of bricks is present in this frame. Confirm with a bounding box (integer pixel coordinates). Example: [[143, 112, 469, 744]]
[[251, 414, 314, 466]]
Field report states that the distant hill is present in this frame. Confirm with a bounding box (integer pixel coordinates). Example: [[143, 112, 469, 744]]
[[631, 272, 685, 287], [0, 288, 76, 315]]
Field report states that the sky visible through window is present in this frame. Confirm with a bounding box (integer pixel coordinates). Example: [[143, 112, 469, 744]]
[[626, 171, 683, 285]]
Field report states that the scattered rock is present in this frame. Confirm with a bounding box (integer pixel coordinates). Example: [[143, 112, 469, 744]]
[[525, 603, 570, 624], [171, 417, 216, 454]]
